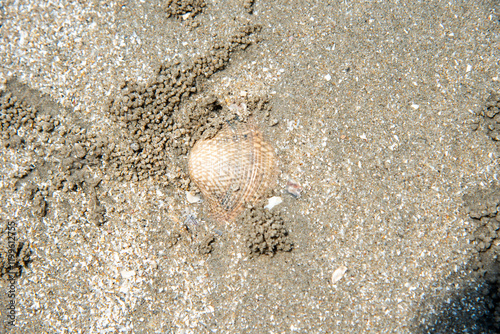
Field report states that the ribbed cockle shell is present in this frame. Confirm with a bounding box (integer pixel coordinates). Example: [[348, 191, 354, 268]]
[[188, 122, 278, 223]]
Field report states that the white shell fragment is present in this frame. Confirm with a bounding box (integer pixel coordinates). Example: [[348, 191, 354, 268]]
[[120, 270, 136, 279], [331, 265, 348, 284], [264, 196, 282, 210], [186, 191, 201, 204]]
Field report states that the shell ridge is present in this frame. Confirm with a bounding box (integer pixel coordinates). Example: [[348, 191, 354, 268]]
[[246, 130, 265, 204], [225, 125, 252, 216]]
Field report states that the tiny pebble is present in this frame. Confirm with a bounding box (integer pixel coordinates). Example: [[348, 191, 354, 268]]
[[269, 118, 279, 126], [130, 142, 140, 152]]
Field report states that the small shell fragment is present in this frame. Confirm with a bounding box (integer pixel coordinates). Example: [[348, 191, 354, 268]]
[[331, 265, 348, 284], [186, 191, 201, 203], [121, 270, 136, 279], [264, 196, 282, 210], [286, 178, 303, 198]]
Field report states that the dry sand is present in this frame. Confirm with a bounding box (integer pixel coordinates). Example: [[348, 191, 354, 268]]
[[0, 0, 499, 333]]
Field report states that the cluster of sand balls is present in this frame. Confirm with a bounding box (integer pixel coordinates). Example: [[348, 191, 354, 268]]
[[476, 92, 500, 140], [240, 205, 293, 257], [105, 24, 262, 185], [243, 0, 255, 13], [1, 24, 264, 226], [463, 187, 500, 329], [464, 187, 500, 279], [0, 93, 58, 144], [1, 87, 110, 221], [463, 93, 500, 330], [163, 0, 206, 19], [0, 93, 37, 139]]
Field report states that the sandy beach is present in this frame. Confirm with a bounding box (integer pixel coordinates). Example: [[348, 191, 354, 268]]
[[0, 0, 499, 333]]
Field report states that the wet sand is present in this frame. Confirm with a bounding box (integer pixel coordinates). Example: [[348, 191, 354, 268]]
[[0, 1, 499, 332]]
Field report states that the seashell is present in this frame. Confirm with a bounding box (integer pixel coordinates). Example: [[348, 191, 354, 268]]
[[188, 122, 278, 223]]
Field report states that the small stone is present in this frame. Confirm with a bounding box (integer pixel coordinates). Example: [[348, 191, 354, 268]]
[[32, 192, 47, 217], [199, 235, 215, 255], [73, 144, 87, 159], [130, 142, 140, 152], [269, 118, 279, 126], [166, 232, 181, 248]]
